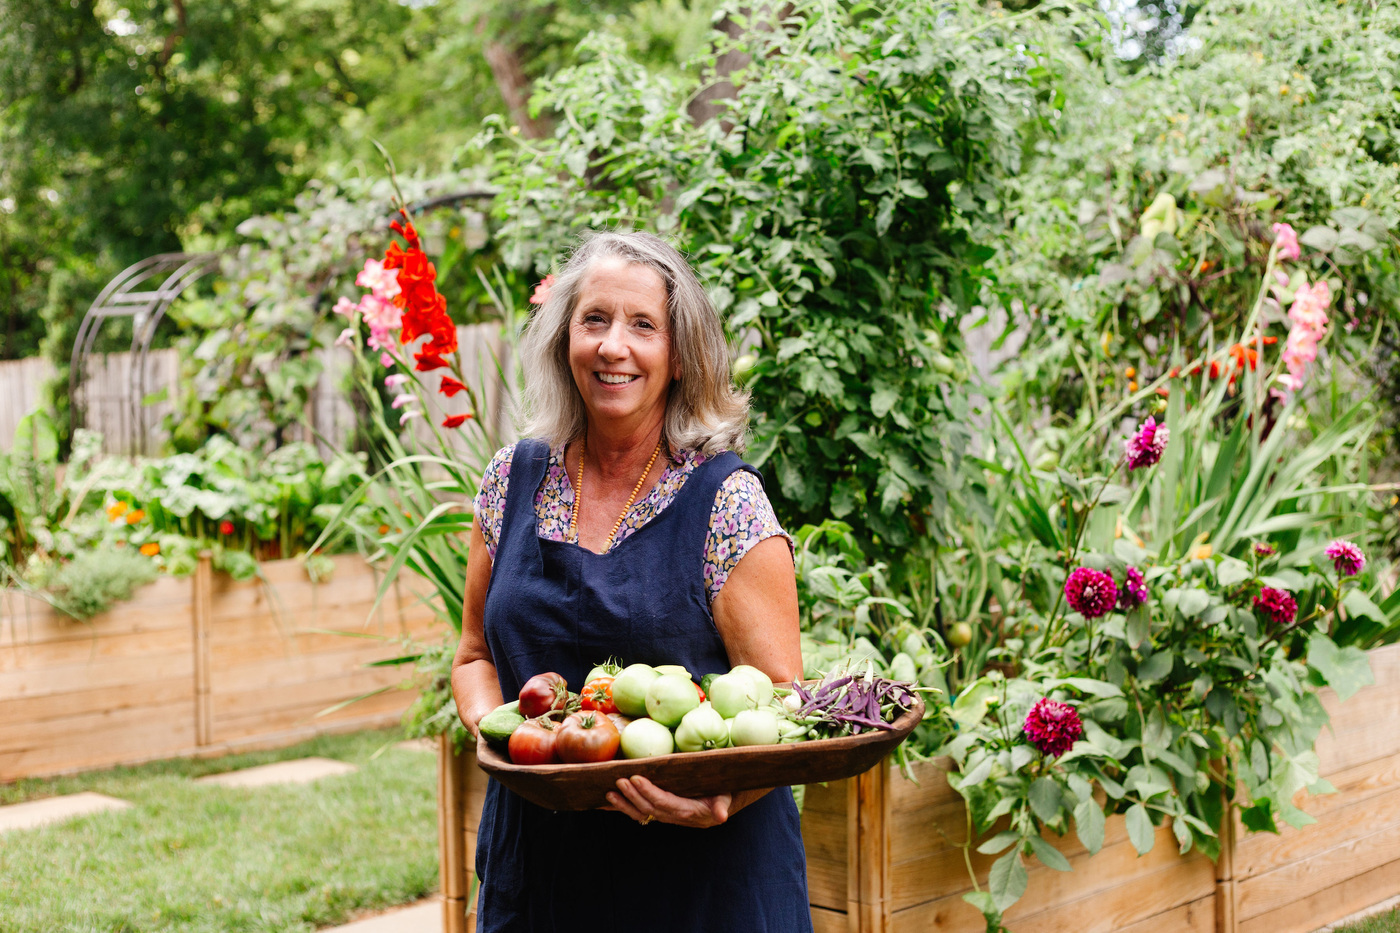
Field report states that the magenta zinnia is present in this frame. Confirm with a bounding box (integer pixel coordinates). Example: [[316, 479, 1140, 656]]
[[1253, 542, 1277, 558], [1065, 567, 1118, 618], [1118, 566, 1148, 610], [1124, 417, 1169, 470], [1023, 698, 1084, 758], [1324, 540, 1366, 577], [1253, 587, 1298, 627]]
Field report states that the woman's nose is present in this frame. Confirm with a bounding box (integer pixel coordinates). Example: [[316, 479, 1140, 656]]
[[598, 320, 629, 359]]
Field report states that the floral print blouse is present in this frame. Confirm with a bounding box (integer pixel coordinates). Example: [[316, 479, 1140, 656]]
[[474, 442, 792, 603]]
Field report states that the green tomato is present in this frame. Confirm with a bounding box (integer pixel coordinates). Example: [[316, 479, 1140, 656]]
[[700, 672, 720, 697], [949, 622, 973, 648], [728, 665, 776, 706], [611, 664, 660, 717], [620, 718, 675, 759], [729, 709, 781, 747], [674, 707, 730, 752], [708, 673, 759, 719], [654, 664, 692, 679], [645, 673, 701, 728]]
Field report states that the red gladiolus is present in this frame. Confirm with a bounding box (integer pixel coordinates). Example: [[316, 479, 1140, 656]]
[[415, 354, 451, 372], [439, 376, 467, 397], [442, 413, 474, 429]]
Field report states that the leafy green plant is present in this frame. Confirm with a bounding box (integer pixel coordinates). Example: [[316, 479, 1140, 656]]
[[478, 0, 1053, 553], [41, 548, 159, 621]]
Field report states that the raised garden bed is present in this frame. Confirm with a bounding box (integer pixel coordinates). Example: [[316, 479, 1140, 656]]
[[0, 554, 438, 781], [436, 643, 1400, 933]]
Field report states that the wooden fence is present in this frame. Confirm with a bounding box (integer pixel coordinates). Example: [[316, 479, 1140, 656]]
[[0, 323, 515, 455], [0, 553, 442, 781], [437, 642, 1400, 933]]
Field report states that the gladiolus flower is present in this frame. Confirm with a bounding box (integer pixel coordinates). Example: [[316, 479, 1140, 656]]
[[442, 413, 474, 428], [333, 296, 357, 318], [1023, 698, 1084, 758], [391, 393, 417, 410], [356, 258, 401, 302], [335, 327, 356, 348], [126, 509, 145, 524], [530, 274, 556, 305], [1272, 223, 1301, 262], [399, 409, 422, 426], [1065, 567, 1118, 619], [439, 375, 467, 397], [140, 542, 160, 556], [1325, 540, 1366, 577], [219, 520, 235, 535], [380, 353, 395, 368], [1124, 417, 1169, 471], [385, 374, 410, 389], [414, 353, 451, 372], [1119, 566, 1148, 610], [1253, 587, 1297, 626], [1281, 280, 1331, 392]]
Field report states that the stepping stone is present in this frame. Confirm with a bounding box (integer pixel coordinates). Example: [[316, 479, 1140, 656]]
[[395, 738, 437, 754], [195, 757, 357, 789], [0, 792, 132, 833], [320, 898, 442, 933]]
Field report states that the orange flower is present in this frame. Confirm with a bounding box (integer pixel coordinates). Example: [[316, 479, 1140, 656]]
[[106, 501, 129, 520], [126, 509, 145, 524], [442, 413, 474, 429], [140, 542, 160, 556]]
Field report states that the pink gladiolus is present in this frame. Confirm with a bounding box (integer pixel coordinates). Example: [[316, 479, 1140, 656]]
[[380, 352, 395, 368], [357, 258, 401, 301], [334, 327, 355, 348], [399, 409, 422, 426], [385, 374, 410, 389], [1280, 280, 1331, 392], [391, 393, 417, 410], [333, 296, 357, 318], [1272, 223, 1300, 262]]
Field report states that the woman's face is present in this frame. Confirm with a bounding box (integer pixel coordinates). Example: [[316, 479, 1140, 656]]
[[568, 257, 678, 437]]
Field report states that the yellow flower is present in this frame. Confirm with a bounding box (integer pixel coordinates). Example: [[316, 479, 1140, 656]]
[[1189, 542, 1214, 561], [140, 542, 160, 557], [106, 501, 129, 519]]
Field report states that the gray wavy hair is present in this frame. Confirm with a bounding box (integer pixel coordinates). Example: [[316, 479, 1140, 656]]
[[517, 231, 749, 455]]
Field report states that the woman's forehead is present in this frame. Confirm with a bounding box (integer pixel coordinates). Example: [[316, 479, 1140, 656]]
[[576, 258, 667, 312]]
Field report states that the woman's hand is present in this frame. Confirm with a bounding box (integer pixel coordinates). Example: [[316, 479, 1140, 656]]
[[605, 777, 770, 828]]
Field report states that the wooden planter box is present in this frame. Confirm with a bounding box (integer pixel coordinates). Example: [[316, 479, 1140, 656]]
[[437, 643, 1400, 933], [0, 553, 440, 781]]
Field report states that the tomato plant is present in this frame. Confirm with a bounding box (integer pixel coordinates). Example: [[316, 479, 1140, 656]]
[[508, 718, 559, 765], [519, 672, 569, 718], [580, 676, 617, 714], [556, 711, 621, 763]]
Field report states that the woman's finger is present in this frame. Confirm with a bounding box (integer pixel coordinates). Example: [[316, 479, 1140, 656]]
[[614, 779, 658, 822]]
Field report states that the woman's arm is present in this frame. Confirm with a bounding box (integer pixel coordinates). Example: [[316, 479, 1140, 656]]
[[451, 519, 503, 739], [608, 535, 802, 827]]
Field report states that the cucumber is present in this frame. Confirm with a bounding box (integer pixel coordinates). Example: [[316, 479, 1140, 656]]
[[479, 703, 524, 747]]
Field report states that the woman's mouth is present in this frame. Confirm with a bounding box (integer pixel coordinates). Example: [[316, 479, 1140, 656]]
[[596, 373, 638, 385]]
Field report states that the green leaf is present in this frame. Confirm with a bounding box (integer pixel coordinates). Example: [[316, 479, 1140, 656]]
[[1298, 225, 1338, 252], [1307, 633, 1374, 701], [1074, 798, 1105, 854], [1172, 816, 1192, 854], [1125, 803, 1155, 855], [1125, 606, 1150, 649], [1175, 589, 1210, 617], [1029, 777, 1063, 822], [1240, 801, 1278, 834], [875, 195, 896, 236], [977, 830, 1021, 855], [871, 387, 900, 418], [989, 851, 1028, 912], [1343, 589, 1388, 625], [949, 679, 998, 728], [1215, 556, 1252, 587], [1029, 834, 1072, 872]]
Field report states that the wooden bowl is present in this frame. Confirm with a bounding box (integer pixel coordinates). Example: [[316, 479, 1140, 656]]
[[475, 694, 924, 811]]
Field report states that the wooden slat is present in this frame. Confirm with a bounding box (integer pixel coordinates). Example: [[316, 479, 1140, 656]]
[[1240, 856, 1400, 933], [193, 553, 212, 745], [1114, 895, 1217, 933], [1237, 818, 1400, 922], [811, 904, 849, 933]]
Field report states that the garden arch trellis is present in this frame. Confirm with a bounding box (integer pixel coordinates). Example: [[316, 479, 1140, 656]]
[[69, 252, 222, 456], [68, 189, 495, 457]]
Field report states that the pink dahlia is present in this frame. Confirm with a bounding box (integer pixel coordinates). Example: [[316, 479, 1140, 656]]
[[1124, 417, 1169, 470], [1023, 698, 1084, 758], [1324, 540, 1366, 577], [1119, 566, 1148, 610], [1272, 223, 1301, 262], [1065, 567, 1118, 619], [1253, 587, 1297, 627]]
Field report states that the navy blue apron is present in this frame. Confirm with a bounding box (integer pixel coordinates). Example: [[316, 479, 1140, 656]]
[[475, 438, 812, 933]]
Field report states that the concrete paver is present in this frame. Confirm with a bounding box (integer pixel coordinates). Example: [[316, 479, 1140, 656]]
[[0, 792, 133, 833], [320, 898, 442, 933], [195, 756, 357, 788]]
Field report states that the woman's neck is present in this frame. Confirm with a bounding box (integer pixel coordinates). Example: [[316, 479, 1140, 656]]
[[582, 418, 664, 484]]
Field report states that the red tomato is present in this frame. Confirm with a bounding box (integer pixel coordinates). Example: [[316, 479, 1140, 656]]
[[580, 676, 617, 713], [556, 711, 621, 763], [695, 682, 706, 702], [519, 672, 569, 718], [508, 718, 559, 765]]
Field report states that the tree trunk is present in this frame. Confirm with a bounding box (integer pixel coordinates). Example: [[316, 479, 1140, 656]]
[[687, 5, 796, 129], [482, 40, 552, 140]]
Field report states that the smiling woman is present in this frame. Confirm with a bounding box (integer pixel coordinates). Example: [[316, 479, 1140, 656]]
[[450, 232, 812, 933]]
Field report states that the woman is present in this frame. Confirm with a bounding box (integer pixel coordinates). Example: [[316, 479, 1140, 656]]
[[451, 232, 812, 933]]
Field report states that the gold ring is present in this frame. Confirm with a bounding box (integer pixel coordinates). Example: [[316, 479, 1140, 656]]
[[641, 815, 654, 825]]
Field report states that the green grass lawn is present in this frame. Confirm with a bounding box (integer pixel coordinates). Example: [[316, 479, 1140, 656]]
[[0, 729, 439, 933], [1338, 909, 1400, 933]]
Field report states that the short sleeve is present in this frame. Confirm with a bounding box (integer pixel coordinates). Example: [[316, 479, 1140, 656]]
[[473, 443, 517, 560], [703, 470, 794, 602]]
